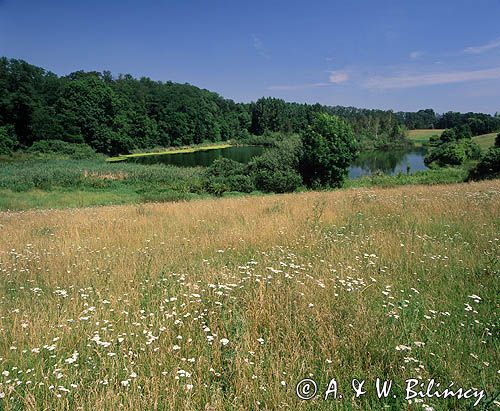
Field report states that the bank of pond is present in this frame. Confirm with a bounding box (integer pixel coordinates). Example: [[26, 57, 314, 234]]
[[115, 145, 428, 179]]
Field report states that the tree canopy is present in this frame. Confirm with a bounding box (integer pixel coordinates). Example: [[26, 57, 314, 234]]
[[1, 57, 499, 156], [299, 113, 357, 188]]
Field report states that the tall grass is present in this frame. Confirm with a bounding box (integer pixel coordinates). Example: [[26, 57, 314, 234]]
[[0, 180, 498, 410]]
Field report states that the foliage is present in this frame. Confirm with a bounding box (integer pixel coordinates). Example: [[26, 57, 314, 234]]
[[0, 57, 421, 156], [397, 109, 500, 135], [0, 158, 205, 194], [299, 113, 357, 188], [248, 137, 303, 193], [424, 126, 482, 167], [468, 146, 500, 180], [396, 109, 437, 129], [203, 158, 255, 195], [346, 167, 468, 188], [27, 139, 97, 159], [425, 139, 481, 166], [0, 125, 17, 155], [1, 57, 499, 158]]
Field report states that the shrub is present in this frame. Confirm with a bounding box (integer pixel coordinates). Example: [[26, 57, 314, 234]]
[[425, 139, 481, 166], [28, 139, 97, 159], [299, 113, 357, 188], [249, 137, 302, 193], [468, 147, 500, 180], [203, 158, 255, 195], [0, 126, 17, 155]]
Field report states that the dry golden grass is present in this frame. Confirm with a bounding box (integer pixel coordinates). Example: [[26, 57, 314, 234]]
[[0, 181, 498, 410]]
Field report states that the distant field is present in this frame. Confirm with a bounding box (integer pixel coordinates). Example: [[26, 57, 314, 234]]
[[472, 132, 497, 150], [406, 129, 445, 146], [406, 129, 445, 139], [408, 129, 497, 151], [0, 180, 498, 410]]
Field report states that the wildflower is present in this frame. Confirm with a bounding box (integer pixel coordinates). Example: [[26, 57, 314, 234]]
[[220, 338, 229, 346]]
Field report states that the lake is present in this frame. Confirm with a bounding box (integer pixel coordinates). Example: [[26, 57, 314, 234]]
[[126, 145, 428, 178], [128, 146, 265, 167], [348, 147, 428, 178]]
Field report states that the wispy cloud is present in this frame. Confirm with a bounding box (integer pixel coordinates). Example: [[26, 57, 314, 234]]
[[363, 67, 500, 89], [463, 38, 500, 54], [268, 70, 348, 91], [409, 51, 424, 60], [329, 70, 349, 83], [252, 35, 270, 59]]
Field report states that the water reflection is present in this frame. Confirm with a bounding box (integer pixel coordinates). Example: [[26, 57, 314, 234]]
[[348, 148, 427, 179], [126, 145, 428, 180]]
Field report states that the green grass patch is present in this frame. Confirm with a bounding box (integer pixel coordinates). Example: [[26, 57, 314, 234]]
[[345, 167, 468, 188], [406, 129, 445, 146], [472, 132, 497, 151]]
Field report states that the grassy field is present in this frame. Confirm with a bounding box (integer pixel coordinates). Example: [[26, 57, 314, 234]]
[[0, 157, 471, 211], [406, 129, 445, 147], [407, 129, 497, 151], [0, 158, 207, 211], [0, 180, 498, 410], [473, 133, 498, 151]]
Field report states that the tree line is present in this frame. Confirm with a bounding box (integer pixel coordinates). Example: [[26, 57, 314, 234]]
[[396, 109, 500, 135], [1, 57, 499, 156]]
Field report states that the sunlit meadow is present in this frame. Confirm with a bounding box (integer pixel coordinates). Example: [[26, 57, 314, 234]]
[[0, 181, 498, 410]]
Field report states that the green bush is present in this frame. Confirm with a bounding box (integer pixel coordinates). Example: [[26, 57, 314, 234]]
[[468, 147, 500, 180], [203, 158, 255, 195], [299, 113, 357, 188], [425, 139, 481, 166], [28, 139, 97, 159], [248, 137, 302, 193], [0, 126, 17, 155]]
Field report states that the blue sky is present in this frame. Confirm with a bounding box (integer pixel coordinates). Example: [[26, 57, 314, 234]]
[[1, 0, 500, 113]]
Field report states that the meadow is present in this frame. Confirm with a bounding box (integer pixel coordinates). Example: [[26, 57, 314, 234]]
[[406, 130, 445, 147], [473, 133, 498, 151], [406, 129, 496, 152], [0, 180, 498, 410]]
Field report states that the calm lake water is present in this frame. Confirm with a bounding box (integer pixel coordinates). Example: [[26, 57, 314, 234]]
[[127, 146, 428, 179], [129, 146, 265, 167], [348, 147, 428, 179]]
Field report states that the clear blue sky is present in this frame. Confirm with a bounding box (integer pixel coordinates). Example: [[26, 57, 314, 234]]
[[1, 0, 500, 113]]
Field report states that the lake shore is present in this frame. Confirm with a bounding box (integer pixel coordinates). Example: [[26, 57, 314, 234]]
[[106, 142, 234, 162]]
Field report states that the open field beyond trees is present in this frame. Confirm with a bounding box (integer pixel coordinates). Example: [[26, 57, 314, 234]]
[[406, 129, 445, 146], [0, 180, 498, 410], [406, 129, 497, 152], [473, 133, 498, 151]]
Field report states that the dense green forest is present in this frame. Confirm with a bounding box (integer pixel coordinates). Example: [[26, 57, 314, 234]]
[[1, 57, 500, 156]]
